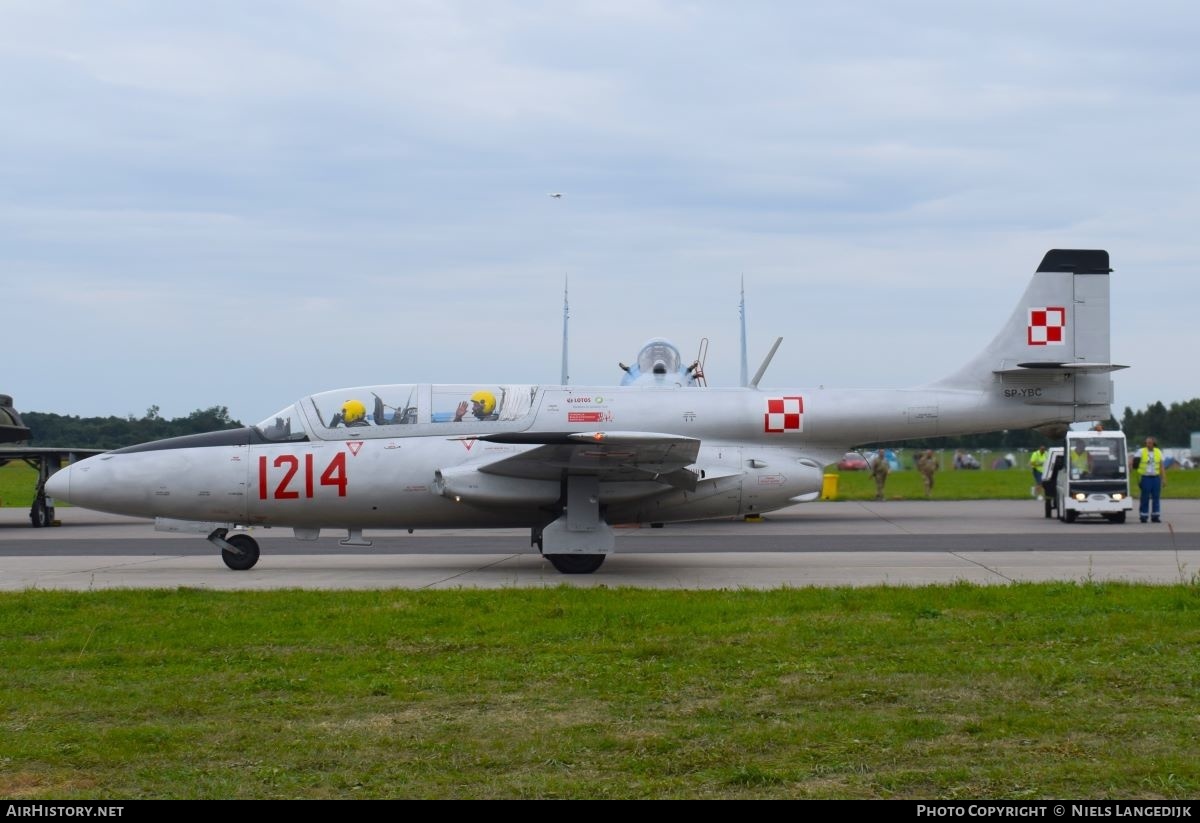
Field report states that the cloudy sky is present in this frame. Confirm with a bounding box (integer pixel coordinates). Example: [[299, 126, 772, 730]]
[[4, 1, 1197, 425]]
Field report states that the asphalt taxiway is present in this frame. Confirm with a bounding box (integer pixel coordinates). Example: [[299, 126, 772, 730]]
[[1, 500, 1197, 590]]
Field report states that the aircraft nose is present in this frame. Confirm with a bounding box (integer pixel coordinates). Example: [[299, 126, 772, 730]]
[[45, 455, 115, 510], [46, 454, 125, 511], [45, 466, 70, 500]]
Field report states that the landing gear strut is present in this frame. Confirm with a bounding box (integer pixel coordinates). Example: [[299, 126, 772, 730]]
[[538, 476, 613, 575], [28, 455, 62, 528]]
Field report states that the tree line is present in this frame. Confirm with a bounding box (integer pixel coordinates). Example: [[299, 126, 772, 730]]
[[23, 406, 242, 450], [1119, 398, 1200, 446]]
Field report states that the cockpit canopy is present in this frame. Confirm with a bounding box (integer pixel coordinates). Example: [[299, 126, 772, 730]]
[[619, 338, 698, 387], [639, 338, 682, 376], [254, 384, 539, 441]]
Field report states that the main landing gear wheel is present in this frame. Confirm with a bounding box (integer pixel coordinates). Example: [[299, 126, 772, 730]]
[[30, 499, 51, 528], [221, 533, 261, 571], [545, 554, 606, 574]]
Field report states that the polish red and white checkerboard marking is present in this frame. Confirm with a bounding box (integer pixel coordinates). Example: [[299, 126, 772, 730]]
[[1028, 306, 1066, 346], [764, 396, 804, 433]]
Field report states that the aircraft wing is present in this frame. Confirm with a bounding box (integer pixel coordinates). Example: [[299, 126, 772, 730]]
[[0, 446, 106, 465], [468, 431, 702, 487]]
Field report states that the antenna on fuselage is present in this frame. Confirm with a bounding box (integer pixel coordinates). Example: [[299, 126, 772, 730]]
[[748, 337, 783, 389], [739, 276, 749, 387], [560, 275, 570, 386]]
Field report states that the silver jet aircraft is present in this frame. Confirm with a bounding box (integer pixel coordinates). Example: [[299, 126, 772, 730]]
[[46, 249, 1123, 574]]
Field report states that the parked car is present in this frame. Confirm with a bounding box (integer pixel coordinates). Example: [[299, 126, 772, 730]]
[[837, 452, 869, 471]]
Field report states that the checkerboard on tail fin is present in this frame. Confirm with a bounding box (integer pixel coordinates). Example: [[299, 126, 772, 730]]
[[931, 250, 1126, 421], [1027, 306, 1067, 346]]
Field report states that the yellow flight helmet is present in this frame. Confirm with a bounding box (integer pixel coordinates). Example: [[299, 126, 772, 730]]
[[470, 390, 496, 416], [342, 399, 367, 424]]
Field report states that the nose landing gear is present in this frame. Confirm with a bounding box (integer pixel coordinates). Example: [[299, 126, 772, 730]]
[[208, 528, 261, 571]]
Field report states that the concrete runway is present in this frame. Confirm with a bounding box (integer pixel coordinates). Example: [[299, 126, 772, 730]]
[[1, 500, 1198, 590]]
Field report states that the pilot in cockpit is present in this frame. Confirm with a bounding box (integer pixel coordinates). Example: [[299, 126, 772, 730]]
[[639, 340, 680, 377], [620, 338, 699, 386], [329, 399, 371, 428], [454, 390, 500, 422]]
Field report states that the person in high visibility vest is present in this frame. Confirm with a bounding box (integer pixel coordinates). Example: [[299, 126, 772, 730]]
[[1135, 436, 1167, 523], [1029, 445, 1048, 498], [1069, 442, 1092, 477]]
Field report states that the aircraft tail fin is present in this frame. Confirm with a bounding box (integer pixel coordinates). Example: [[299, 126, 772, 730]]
[[932, 249, 1125, 415], [739, 277, 749, 387], [561, 276, 570, 386]]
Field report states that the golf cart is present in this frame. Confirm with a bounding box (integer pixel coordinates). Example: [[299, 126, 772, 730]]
[[1042, 430, 1132, 523]]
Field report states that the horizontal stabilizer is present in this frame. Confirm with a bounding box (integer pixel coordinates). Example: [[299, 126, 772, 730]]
[[1017, 398, 1114, 407], [994, 362, 1129, 375]]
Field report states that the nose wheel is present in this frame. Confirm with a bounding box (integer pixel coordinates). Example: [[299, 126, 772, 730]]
[[220, 533, 261, 571], [544, 554, 607, 574]]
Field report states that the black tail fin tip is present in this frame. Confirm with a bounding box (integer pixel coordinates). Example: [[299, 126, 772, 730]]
[[1037, 249, 1112, 274]]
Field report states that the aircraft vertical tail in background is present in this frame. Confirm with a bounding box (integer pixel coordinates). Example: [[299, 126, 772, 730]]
[[560, 276, 569, 386], [932, 249, 1125, 414], [739, 277, 749, 387]]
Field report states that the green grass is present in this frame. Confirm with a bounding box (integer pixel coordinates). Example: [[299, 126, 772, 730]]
[[834, 465, 1034, 500], [1, 585, 1198, 799], [832, 462, 1200, 501], [0, 462, 39, 508]]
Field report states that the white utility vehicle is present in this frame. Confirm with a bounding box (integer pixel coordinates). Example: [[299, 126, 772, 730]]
[[1042, 430, 1132, 523]]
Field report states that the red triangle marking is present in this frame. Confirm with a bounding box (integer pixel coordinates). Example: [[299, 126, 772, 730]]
[[461, 439, 475, 452], [347, 441, 363, 456]]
